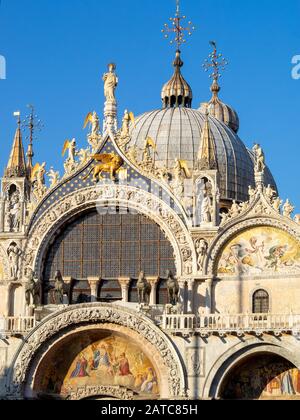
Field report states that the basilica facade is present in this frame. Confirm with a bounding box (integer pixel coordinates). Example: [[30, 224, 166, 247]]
[[0, 30, 300, 400]]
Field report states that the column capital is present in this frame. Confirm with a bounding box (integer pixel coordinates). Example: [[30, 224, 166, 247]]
[[63, 276, 73, 285], [118, 277, 131, 288], [147, 276, 159, 287], [178, 279, 187, 288], [205, 277, 214, 286], [186, 278, 195, 288], [87, 277, 101, 287]]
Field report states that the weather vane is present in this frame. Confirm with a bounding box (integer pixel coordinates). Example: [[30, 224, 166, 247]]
[[22, 104, 43, 146], [162, 0, 195, 49], [203, 41, 228, 82]]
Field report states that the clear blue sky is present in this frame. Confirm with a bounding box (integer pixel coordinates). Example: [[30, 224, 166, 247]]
[[0, 0, 299, 208]]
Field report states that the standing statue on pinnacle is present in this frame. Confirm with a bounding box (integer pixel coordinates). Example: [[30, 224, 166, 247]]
[[253, 144, 266, 175], [103, 63, 118, 103]]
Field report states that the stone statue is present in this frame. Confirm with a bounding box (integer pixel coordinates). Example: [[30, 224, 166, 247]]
[[265, 184, 276, 201], [90, 111, 100, 137], [47, 167, 60, 188], [7, 243, 22, 280], [136, 271, 151, 305], [273, 197, 283, 213], [126, 146, 138, 164], [195, 239, 208, 271], [201, 195, 212, 223], [63, 139, 78, 174], [24, 268, 40, 307], [239, 201, 249, 213], [166, 270, 179, 306], [78, 148, 91, 165], [283, 199, 295, 218], [32, 162, 47, 199], [220, 211, 229, 225], [120, 110, 130, 139], [248, 185, 256, 200], [253, 144, 265, 174], [229, 200, 240, 218], [84, 111, 101, 151], [103, 63, 118, 103], [7, 191, 21, 232], [54, 270, 68, 305], [294, 214, 300, 224], [171, 159, 184, 198], [142, 145, 154, 169]]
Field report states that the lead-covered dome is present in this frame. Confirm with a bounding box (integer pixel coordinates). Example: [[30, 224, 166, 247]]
[[129, 107, 276, 202], [199, 80, 240, 133]]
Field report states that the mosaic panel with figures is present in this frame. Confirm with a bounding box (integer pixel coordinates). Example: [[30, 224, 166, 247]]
[[217, 226, 300, 276], [38, 334, 159, 398]]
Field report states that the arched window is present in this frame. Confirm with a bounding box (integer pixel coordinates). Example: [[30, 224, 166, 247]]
[[253, 290, 269, 314], [156, 279, 168, 305], [42, 210, 176, 304]]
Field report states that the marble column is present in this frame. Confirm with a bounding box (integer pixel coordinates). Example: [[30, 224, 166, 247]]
[[87, 277, 100, 303], [0, 198, 5, 232], [205, 278, 214, 314], [187, 279, 195, 314], [3, 283, 12, 317], [178, 280, 187, 314], [148, 277, 159, 305], [118, 277, 131, 303]]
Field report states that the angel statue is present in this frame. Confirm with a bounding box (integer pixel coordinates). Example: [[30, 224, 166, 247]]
[[171, 158, 191, 198], [119, 110, 135, 148], [84, 111, 100, 137], [47, 167, 60, 189], [283, 199, 295, 219], [31, 162, 47, 200], [62, 139, 78, 174], [83, 111, 102, 151], [103, 63, 118, 103], [141, 137, 157, 170], [253, 144, 265, 175]]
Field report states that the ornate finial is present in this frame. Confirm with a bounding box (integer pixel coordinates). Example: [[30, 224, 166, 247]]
[[162, 0, 195, 50], [13, 111, 21, 127], [22, 105, 43, 172], [203, 41, 228, 95]]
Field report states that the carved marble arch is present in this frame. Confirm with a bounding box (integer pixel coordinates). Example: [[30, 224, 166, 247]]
[[9, 304, 186, 399], [22, 185, 196, 280], [205, 217, 300, 277]]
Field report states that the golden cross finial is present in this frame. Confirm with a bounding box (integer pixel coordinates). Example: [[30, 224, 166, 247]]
[[162, 0, 195, 50], [203, 41, 228, 82]]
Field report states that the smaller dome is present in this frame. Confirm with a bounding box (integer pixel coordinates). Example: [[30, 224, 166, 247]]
[[161, 50, 193, 109], [200, 80, 240, 133]]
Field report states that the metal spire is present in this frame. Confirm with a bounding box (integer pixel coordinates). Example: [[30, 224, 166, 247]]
[[22, 105, 43, 172], [162, 0, 195, 50], [203, 41, 228, 94]]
